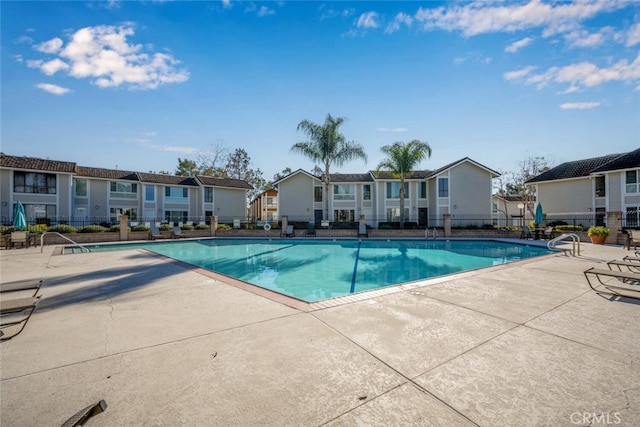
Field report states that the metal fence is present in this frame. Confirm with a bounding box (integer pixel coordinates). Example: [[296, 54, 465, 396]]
[[3, 210, 638, 231]]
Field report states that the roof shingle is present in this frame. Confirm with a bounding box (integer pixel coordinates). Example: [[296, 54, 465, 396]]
[[0, 153, 76, 173]]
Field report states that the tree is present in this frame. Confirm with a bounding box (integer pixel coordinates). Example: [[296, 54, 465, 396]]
[[265, 167, 293, 190], [175, 158, 200, 176], [510, 155, 552, 218], [224, 148, 265, 202], [291, 113, 367, 220], [376, 140, 432, 228]]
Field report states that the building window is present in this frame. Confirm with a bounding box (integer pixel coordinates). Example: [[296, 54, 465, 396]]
[[363, 184, 371, 201], [204, 187, 213, 203], [333, 209, 354, 223], [111, 207, 138, 222], [266, 197, 275, 206], [386, 208, 409, 222], [14, 172, 56, 194], [165, 186, 188, 199], [75, 179, 87, 197], [110, 182, 137, 199], [145, 185, 155, 202], [438, 178, 449, 197], [627, 207, 639, 228], [333, 184, 355, 200], [492, 202, 498, 214], [386, 182, 408, 199], [626, 170, 639, 193], [594, 176, 605, 197], [314, 186, 323, 202], [418, 182, 427, 199], [165, 210, 188, 224]]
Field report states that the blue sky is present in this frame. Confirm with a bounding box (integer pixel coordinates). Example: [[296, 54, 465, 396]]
[[2, 0, 639, 183]]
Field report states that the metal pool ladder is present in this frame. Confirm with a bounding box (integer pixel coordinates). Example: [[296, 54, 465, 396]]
[[40, 232, 91, 253], [547, 233, 580, 256]]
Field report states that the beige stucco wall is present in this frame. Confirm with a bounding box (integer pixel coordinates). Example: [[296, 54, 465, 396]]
[[214, 188, 247, 220], [278, 173, 317, 221], [0, 169, 13, 219], [537, 178, 592, 213], [449, 162, 493, 225]]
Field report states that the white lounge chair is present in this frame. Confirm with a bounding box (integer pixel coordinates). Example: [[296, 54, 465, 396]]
[[281, 225, 294, 238]]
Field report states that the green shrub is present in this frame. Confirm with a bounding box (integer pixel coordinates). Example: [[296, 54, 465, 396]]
[[555, 225, 583, 232], [131, 225, 150, 232], [587, 226, 610, 236], [48, 224, 78, 234], [159, 224, 172, 231], [217, 224, 232, 230], [180, 224, 195, 231], [79, 225, 108, 233], [195, 224, 209, 230], [108, 225, 122, 232]]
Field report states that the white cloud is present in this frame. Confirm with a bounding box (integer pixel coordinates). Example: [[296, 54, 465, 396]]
[[627, 22, 640, 47], [414, 0, 624, 37], [221, 0, 232, 9], [258, 6, 275, 17], [454, 51, 493, 66], [505, 37, 533, 53], [385, 12, 413, 34], [508, 53, 640, 91], [376, 127, 408, 132], [35, 83, 71, 95], [559, 101, 601, 109], [34, 37, 63, 54], [40, 58, 69, 75], [357, 12, 379, 29], [15, 35, 34, 45], [27, 24, 189, 90], [504, 66, 537, 81], [563, 27, 612, 48]]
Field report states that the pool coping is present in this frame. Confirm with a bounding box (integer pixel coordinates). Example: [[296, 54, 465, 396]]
[[134, 242, 560, 313]]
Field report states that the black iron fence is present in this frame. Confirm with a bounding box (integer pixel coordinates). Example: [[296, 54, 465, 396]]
[[2, 211, 638, 231]]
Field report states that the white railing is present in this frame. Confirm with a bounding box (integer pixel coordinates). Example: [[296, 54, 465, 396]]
[[547, 233, 580, 256], [40, 232, 91, 253]]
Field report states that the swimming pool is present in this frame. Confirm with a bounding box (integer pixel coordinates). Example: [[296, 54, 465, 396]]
[[76, 239, 554, 302]]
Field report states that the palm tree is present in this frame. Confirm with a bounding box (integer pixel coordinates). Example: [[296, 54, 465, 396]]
[[291, 113, 367, 221], [376, 140, 432, 228]]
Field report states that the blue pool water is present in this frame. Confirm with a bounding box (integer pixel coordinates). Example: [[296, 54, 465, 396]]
[[76, 239, 554, 302]]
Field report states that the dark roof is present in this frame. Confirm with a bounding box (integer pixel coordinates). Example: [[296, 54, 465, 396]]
[[526, 153, 626, 183], [591, 148, 640, 173], [137, 172, 199, 186], [196, 175, 253, 189], [329, 173, 375, 182], [76, 166, 139, 181], [372, 170, 431, 180], [0, 153, 76, 173]]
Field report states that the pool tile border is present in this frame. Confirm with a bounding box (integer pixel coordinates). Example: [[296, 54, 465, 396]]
[[138, 248, 558, 313]]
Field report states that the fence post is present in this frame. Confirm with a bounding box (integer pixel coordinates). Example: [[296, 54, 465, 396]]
[[607, 211, 623, 245], [443, 213, 451, 237], [119, 214, 128, 241], [211, 216, 218, 236]]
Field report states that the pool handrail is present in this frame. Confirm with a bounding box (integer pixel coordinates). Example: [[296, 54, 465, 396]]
[[40, 232, 91, 253], [547, 233, 580, 256]]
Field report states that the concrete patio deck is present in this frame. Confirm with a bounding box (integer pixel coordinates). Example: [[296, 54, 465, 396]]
[[1, 240, 639, 426]]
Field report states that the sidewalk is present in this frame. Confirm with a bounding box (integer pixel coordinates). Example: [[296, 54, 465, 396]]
[[1, 242, 639, 426]]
